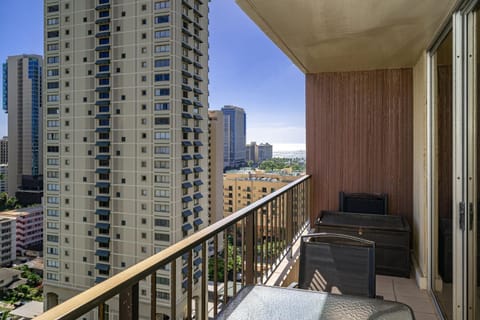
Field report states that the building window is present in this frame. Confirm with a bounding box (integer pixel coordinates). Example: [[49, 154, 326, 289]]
[[155, 30, 170, 39], [155, 59, 170, 68], [155, 15, 169, 24], [155, 1, 170, 10], [155, 45, 170, 53]]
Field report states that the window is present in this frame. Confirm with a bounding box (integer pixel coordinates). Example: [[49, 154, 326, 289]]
[[47, 273, 60, 281], [47, 146, 59, 153], [155, 103, 170, 111], [47, 247, 59, 255], [155, 59, 170, 68], [98, 65, 109, 72], [154, 88, 170, 96], [47, 43, 59, 51], [155, 160, 169, 169], [99, 24, 109, 31], [47, 31, 59, 38], [99, 38, 110, 45], [46, 260, 59, 268], [155, 218, 170, 227], [47, 209, 59, 217], [155, 30, 170, 39], [47, 56, 59, 64], [155, 1, 170, 9], [155, 189, 170, 198], [99, 78, 110, 85], [47, 82, 59, 89], [47, 158, 59, 166], [47, 184, 60, 191], [99, 51, 109, 58], [155, 146, 170, 154], [99, 10, 109, 18], [155, 132, 170, 140], [155, 118, 170, 126], [155, 73, 170, 82], [155, 175, 169, 183], [155, 15, 169, 24], [47, 69, 59, 77], [47, 235, 59, 242], [155, 44, 170, 53], [47, 18, 59, 25], [155, 233, 170, 241]]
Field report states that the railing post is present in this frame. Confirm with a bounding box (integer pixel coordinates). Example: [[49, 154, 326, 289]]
[[286, 190, 293, 257], [119, 283, 139, 320], [244, 212, 255, 285]]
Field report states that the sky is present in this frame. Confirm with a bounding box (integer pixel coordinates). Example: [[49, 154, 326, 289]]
[[0, 1, 306, 150]]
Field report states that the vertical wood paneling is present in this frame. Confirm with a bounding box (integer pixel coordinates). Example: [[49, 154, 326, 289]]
[[306, 69, 413, 226]]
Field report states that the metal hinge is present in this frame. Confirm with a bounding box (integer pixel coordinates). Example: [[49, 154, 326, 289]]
[[459, 202, 466, 231]]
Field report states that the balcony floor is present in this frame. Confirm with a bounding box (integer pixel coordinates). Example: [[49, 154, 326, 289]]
[[377, 275, 439, 320]]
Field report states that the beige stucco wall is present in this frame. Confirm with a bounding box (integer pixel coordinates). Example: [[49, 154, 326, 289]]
[[412, 52, 429, 288]]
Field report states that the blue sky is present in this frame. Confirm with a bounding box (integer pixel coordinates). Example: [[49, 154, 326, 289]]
[[0, 1, 305, 148]]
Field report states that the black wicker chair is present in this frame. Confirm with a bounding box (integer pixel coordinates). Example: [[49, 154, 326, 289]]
[[297, 233, 376, 298]]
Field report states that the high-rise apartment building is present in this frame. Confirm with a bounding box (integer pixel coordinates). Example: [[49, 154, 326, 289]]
[[43, 1, 209, 318], [257, 143, 272, 162], [246, 141, 273, 164], [0, 164, 7, 194], [208, 110, 224, 225], [0, 136, 7, 164], [2, 55, 43, 198], [222, 105, 246, 170]]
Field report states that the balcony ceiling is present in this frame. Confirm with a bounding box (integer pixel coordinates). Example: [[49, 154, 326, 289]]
[[236, 0, 458, 73]]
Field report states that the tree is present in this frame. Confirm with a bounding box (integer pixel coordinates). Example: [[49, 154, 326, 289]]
[[208, 242, 242, 281]]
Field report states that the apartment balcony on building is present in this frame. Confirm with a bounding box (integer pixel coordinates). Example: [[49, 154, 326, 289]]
[[36, 0, 480, 319]]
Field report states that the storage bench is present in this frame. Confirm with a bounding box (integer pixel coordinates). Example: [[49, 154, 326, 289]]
[[315, 211, 411, 278]]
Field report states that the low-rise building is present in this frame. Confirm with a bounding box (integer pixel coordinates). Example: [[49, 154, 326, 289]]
[[0, 206, 43, 255], [0, 218, 16, 266], [223, 173, 300, 215]]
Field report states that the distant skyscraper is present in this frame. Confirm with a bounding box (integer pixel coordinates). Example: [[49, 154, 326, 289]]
[[222, 105, 246, 169], [2, 55, 43, 198], [43, 1, 209, 318], [245, 141, 272, 164], [246, 141, 257, 163], [0, 136, 7, 164], [258, 143, 273, 162], [208, 110, 224, 225]]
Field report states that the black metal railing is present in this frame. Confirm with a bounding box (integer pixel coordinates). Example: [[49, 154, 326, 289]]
[[36, 175, 311, 320]]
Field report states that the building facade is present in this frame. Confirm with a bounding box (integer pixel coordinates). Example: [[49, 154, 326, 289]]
[[257, 143, 272, 163], [0, 164, 7, 194], [245, 141, 273, 164], [223, 173, 299, 215], [222, 105, 246, 170], [0, 136, 7, 165], [208, 111, 224, 225], [2, 55, 43, 198], [0, 217, 16, 267], [0, 206, 43, 255], [43, 1, 209, 318]]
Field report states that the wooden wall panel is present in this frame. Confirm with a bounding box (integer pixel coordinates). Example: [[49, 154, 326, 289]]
[[306, 69, 413, 226]]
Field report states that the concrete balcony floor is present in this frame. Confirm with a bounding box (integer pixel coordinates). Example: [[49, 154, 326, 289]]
[[376, 275, 438, 320], [264, 232, 440, 320]]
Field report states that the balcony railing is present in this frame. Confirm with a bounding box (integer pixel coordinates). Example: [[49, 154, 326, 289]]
[[35, 175, 311, 320]]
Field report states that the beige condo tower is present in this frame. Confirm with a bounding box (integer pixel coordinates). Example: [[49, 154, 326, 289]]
[[43, 0, 209, 318]]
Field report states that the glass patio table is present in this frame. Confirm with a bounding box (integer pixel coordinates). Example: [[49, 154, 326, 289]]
[[215, 285, 414, 320]]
